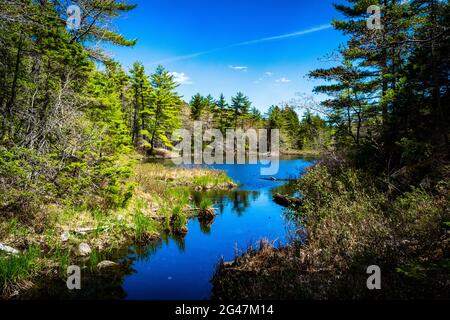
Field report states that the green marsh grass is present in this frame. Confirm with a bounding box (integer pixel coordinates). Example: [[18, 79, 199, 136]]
[[0, 245, 41, 286], [199, 197, 213, 211], [133, 210, 157, 241], [171, 205, 187, 234]]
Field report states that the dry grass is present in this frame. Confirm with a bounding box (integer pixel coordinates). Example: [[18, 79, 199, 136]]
[[134, 163, 236, 190], [212, 159, 450, 299]]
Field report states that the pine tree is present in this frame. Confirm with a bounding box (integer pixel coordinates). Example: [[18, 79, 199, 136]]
[[249, 107, 263, 128], [215, 93, 231, 132], [309, 0, 449, 167], [231, 92, 251, 128], [146, 65, 182, 154], [84, 63, 132, 157], [129, 62, 151, 146], [190, 93, 206, 121]]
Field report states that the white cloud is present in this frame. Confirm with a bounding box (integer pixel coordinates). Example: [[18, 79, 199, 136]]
[[151, 24, 332, 65], [264, 72, 274, 77], [228, 65, 248, 71], [169, 72, 193, 85], [276, 77, 291, 83]]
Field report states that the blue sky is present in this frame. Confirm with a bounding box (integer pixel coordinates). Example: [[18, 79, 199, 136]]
[[109, 0, 347, 113]]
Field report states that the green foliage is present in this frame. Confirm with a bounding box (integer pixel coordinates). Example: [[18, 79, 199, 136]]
[[190, 93, 208, 121], [129, 61, 151, 146], [144, 65, 183, 153], [84, 62, 133, 155], [199, 198, 213, 211], [0, 246, 41, 286], [0, 1, 138, 214], [308, 0, 449, 169], [231, 92, 252, 128], [266, 106, 331, 151], [133, 210, 157, 242], [392, 187, 446, 240], [171, 206, 187, 234]]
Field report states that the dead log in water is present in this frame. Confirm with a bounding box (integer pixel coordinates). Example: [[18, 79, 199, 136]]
[[259, 177, 296, 182], [272, 193, 304, 207]]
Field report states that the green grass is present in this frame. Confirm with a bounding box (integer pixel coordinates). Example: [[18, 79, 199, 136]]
[[133, 210, 157, 241], [199, 197, 213, 210], [165, 187, 190, 207], [0, 245, 41, 286], [171, 206, 187, 233], [6, 217, 29, 237], [192, 175, 233, 188]]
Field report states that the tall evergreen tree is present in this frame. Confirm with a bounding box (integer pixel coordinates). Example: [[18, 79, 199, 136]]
[[129, 62, 151, 145], [190, 93, 206, 121], [146, 65, 182, 154], [231, 92, 251, 128], [215, 93, 231, 132]]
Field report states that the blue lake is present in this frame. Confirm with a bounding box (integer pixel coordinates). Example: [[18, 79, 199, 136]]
[[122, 157, 315, 300], [26, 157, 315, 299]]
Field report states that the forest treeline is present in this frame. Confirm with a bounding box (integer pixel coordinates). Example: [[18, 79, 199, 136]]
[[187, 92, 331, 151], [0, 0, 327, 216]]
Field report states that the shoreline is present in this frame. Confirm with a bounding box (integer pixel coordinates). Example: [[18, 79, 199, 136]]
[[0, 161, 236, 299], [211, 157, 450, 299]]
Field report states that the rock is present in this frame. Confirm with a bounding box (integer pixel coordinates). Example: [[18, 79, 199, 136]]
[[198, 208, 217, 221], [77, 243, 92, 256], [0, 243, 20, 255], [97, 260, 118, 270], [60, 231, 70, 242], [174, 226, 188, 235]]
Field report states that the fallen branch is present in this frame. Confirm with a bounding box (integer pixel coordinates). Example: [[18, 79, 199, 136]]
[[272, 193, 304, 207], [0, 243, 20, 255]]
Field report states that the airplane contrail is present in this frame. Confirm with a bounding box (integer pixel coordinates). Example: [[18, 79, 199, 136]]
[[150, 24, 332, 65]]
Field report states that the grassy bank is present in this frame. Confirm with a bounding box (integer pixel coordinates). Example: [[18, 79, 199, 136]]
[[212, 155, 450, 299], [0, 161, 235, 298]]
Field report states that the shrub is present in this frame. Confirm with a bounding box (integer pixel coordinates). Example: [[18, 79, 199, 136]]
[[295, 158, 449, 271], [0, 145, 135, 217], [297, 164, 391, 269], [392, 188, 445, 242]]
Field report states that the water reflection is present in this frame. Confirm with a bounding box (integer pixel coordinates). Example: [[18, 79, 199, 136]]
[[27, 157, 314, 300]]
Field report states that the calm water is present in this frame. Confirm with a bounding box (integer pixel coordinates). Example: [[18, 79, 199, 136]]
[[26, 157, 314, 300], [123, 157, 314, 300]]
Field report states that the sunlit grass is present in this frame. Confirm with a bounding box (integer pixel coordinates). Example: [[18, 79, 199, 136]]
[[199, 197, 213, 211], [0, 245, 41, 286]]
